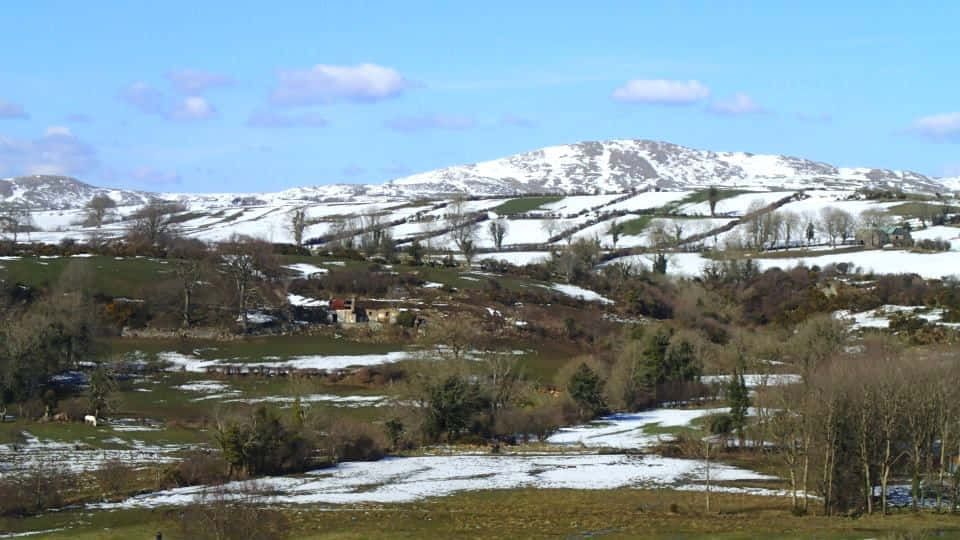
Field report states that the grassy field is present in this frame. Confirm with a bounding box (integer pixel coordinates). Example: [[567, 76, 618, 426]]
[[675, 189, 755, 207], [0, 255, 172, 297], [7, 488, 960, 539], [491, 196, 563, 215], [619, 215, 654, 235], [886, 201, 960, 219]]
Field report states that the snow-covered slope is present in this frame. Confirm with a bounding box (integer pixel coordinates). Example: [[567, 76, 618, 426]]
[[2, 139, 956, 211], [384, 139, 949, 196], [0, 175, 155, 210]]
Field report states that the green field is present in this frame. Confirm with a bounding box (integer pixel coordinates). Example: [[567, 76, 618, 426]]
[[618, 215, 654, 235], [6, 488, 959, 539], [491, 196, 563, 215]]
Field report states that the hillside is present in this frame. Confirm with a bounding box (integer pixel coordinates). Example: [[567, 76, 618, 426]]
[[1, 139, 956, 211]]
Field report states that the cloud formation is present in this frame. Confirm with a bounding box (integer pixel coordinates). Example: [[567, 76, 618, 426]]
[[119, 82, 168, 115], [0, 99, 29, 119], [247, 110, 329, 128], [385, 114, 474, 132], [170, 96, 217, 121], [611, 79, 710, 105], [167, 69, 234, 94], [708, 92, 769, 115], [908, 112, 960, 142], [0, 130, 98, 177], [270, 63, 410, 106], [118, 82, 217, 121]]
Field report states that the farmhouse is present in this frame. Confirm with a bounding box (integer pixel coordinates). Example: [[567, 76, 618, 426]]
[[329, 297, 401, 325], [856, 225, 913, 248]]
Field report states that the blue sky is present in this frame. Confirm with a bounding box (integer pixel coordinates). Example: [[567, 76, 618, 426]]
[[2, 1, 959, 192]]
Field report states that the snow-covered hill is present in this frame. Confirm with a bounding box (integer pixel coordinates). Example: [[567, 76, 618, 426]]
[[2, 139, 957, 212], [383, 140, 951, 196], [0, 175, 155, 210]]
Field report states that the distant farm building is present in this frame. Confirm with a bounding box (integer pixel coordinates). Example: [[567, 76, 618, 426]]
[[857, 225, 913, 248]]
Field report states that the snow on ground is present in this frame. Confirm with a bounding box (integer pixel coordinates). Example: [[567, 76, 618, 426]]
[[175, 380, 231, 393], [473, 251, 551, 265], [911, 225, 960, 250], [605, 191, 690, 213], [548, 408, 725, 449], [680, 192, 791, 216], [700, 374, 802, 387], [285, 263, 329, 278], [540, 194, 622, 215], [608, 249, 960, 280], [160, 351, 411, 373], [288, 293, 328, 307], [549, 283, 614, 304], [223, 394, 387, 407], [0, 432, 186, 475], [101, 452, 775, 509], [835, 305, 960, 329]]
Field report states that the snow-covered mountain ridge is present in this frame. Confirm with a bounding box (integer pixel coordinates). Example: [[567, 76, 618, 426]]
[[2, 139, 956, 210]]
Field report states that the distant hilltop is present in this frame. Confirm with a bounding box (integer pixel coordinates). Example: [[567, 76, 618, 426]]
[[2, 139, 957, 210]]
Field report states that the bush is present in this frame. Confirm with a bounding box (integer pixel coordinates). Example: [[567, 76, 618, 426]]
[[164, 450, 230, 487], [93, 459, 139, 499], [493, 405, 564, 442], [324, 418, 387, 462], [704, 412, 734, 435], [914, 238, 951, 252], [0, 463, 78, 516], [175, 485, 289, 540], [396, 310, 418, 328], [214, 406, 314, 477]]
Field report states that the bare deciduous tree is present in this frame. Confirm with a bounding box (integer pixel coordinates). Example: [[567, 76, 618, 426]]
[[288, 207, 307, 247], [488, 219, 508, 250], [84, 195, 117, 228], [217, 235, 279, 333]]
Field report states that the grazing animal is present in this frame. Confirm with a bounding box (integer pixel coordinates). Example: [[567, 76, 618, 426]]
[[52, 412, 69, 422], [84, 415, 98, 427]]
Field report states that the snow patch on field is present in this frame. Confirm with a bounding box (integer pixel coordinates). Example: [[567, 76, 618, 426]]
[[175, 381, 232, 393], [286, 263, 329, 278], [100, 453, 775, 508], [0, 432, 185, 475], [549, 283, 614, 304], [160, 351, 411, 373], [700, 374, 802, 387], [223, 394, 387, 407], [835, 305, 960, 329], [548, 408, 724, 449], [288, 293, 328, 307]]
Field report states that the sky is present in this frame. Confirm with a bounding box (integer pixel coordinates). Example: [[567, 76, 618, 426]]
[[2, 1, 959, 192]]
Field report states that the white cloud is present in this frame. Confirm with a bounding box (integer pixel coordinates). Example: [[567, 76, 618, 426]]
[[0, 130, 98, 178], [44, 126, 72, 136], [119, 82, 167, 115], [170, 96, 217, 121], [908, 112, 960, 141], [270, 63, 410, 106], [0, 99, 29, 119], [384, 114, 475, 132], [119, 83, 217, 121], [708, 92, 769, 115], [167, 69, 234, 94], [611, 79, 710, 105]]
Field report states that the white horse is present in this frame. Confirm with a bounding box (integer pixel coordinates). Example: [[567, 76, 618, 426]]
[[84, 415, 98, 427]]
